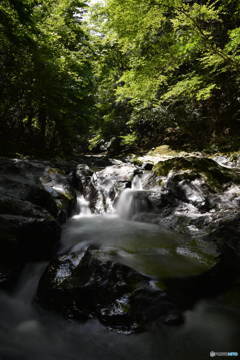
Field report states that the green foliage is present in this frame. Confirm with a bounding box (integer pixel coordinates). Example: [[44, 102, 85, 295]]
[[0, 0, 95, 156], [104, 0, 240, 103], [1, 0, 240, 156], [88, 133, 102, 151], [120, 133, 137, 147], [88, 0, 240, 151]]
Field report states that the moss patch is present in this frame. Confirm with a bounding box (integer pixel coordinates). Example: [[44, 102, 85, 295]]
[[153, 157, 240, 191], [148, 145, 187, 157], [47, 167, 65, 175], [130, 156, 143, 166], [61, 190, 75, 201]]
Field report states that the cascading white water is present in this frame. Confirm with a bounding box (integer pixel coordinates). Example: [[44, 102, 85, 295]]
[[116, 174, 149, 220], [72, 195, 92, 219], [131, 174, 143, 190], [116, 188, 134, 219]]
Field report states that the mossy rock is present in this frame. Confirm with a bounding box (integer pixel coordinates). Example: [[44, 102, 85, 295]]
[[47, 167, 65, 175], [148, 145, 187, 157], [153, 157, 240, 191], [130, 156, 143, 166]]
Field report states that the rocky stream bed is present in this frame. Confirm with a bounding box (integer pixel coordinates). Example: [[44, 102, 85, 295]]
[[0, 153, 240, 359]]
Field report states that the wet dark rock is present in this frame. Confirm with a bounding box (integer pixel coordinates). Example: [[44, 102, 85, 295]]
[[142, 163, 153, 171], [37, 247, 183, 333], [71, 164, 99, 213], [126, 157, 240, 249], [88, 163, 138, 214], [0, 158, 76, 222], [205, 216, 240, 256], [0, 158, 77, 288], [74, 164, 93, 191], [213, 154, 240, 169], [72, 164, 98, 213]]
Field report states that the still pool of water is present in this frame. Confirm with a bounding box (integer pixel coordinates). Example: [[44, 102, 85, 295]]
[[61, 215, 218, 279]]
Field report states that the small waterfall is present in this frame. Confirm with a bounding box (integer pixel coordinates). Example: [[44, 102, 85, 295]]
[[73, 195, 92, 219], [132, 174, 143, 190], [91, 173, 115, 214], [116, 175, 150, 220], [116, 189, 133, 219]]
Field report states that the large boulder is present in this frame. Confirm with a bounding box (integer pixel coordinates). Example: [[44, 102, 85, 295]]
[[37, 246, 183, 332], [128, 157, 240, 245], [0, 158, 77, 288], [152, 156, 240, 190], [36, 242, 237, 333], [0, 158, 76, 221]]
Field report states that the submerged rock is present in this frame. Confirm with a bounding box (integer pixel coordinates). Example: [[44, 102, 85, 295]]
[[37, 246, 183, 332]]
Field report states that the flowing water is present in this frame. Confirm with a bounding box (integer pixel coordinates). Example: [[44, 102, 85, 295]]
[[72, 195, 92, 219], [0, 177, 240, 360]]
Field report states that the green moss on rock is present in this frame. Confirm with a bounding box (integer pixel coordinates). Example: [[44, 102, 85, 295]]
[[47, 167, 65, 175], [130, 156, 143, 166], [153, 157, 240, 191]]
